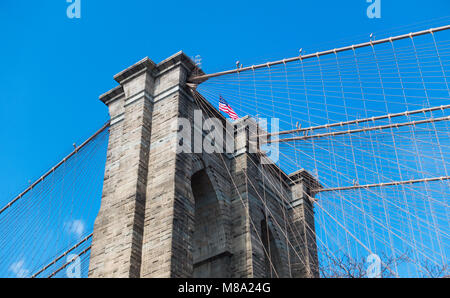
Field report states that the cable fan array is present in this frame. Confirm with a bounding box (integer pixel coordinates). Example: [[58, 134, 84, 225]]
[[1, 24, 449, 278], [0, 124, 109, 278], [195, 26, 450, 277]]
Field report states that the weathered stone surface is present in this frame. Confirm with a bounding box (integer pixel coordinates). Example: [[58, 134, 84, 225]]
[[89, 53, 320, 278]]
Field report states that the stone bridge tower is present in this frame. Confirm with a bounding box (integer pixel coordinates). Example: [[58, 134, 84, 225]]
[[88, 52, 320, 278]]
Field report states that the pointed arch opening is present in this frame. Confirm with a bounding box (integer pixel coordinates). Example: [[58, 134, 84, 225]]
[[191, 169, 230, 277], [261, 219, 284, 278]]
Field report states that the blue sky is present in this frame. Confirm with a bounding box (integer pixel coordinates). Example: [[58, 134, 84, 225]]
[[1, 0, 449, 201], [0, 0, 449, 278]]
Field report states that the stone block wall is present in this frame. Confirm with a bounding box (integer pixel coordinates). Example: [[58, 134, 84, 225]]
[[89, 53, 320, 278]]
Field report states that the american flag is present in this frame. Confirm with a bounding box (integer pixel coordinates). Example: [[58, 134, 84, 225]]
[[219, 96, 239, 120]]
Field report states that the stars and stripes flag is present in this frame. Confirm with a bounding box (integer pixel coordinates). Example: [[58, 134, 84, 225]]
[[219, 96, 239, 120]]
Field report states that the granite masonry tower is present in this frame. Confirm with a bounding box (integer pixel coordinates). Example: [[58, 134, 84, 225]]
[[88, 53, 321, 278]]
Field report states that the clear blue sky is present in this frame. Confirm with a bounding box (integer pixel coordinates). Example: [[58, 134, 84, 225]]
[[0, 0, 449, 278], [0, 0, 449, 201]]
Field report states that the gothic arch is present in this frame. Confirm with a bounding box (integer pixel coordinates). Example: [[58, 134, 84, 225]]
[[190, 154, 205, 177], [190, 155, 230, 277], [261, 217, 286, 278]]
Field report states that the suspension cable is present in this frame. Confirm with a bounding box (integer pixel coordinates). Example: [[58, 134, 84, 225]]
[[189, 25, 450, 83], [0, 122, 110, 216]]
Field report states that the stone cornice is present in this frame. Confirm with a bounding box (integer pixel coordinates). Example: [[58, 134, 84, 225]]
[[289, 169, 322, 190], [99, 85, 125, 105], [154, 51, 205, 77], [100, 53, 204, 106], [113, 57, 156, 84]]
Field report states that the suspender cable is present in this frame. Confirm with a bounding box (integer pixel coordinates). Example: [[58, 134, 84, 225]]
[[0, 122, 110, 216], [263, 105, 450, 138], [264, 116, 450, 143], [189, 25, 450, 83], [31, 234, 93, 278], [315, 176, 450, 193]]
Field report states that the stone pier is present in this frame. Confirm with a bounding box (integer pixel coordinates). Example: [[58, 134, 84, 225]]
[[88, 52, 320, 278]]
